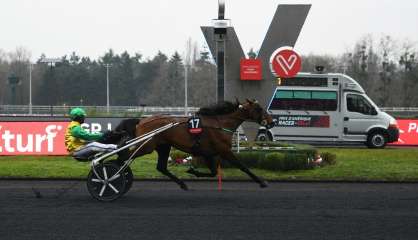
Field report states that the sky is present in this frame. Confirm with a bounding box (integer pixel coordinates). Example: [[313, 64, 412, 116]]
[[1, 0, 418, 61]]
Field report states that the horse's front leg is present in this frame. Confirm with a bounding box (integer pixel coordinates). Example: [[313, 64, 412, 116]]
[[219, 150, 268, 188], [186, 156, 217, 178]]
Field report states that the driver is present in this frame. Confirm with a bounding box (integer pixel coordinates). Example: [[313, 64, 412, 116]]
[[65, 107, 117, 161]]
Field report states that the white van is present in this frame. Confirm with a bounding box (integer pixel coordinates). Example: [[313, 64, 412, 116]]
[[257, 72, 399, 148]]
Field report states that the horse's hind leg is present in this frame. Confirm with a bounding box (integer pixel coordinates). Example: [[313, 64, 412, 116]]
[[187, 156, 217, 178], [156, 144, 189, 191]]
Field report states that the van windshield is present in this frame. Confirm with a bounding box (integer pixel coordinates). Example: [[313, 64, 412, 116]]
[[269, 89, 338, 111]]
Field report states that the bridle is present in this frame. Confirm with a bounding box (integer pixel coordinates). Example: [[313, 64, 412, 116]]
[[237, 104, 270, 127], [205, 104, 271, 134]]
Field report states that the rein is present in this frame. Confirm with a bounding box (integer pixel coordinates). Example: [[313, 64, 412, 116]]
[[200, 115, 246, 135], [202, 125, 236, 134], [221, 128, 236, 134]]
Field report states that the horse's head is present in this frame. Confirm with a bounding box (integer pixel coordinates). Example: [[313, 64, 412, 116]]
[[238, 99, 275, 129]]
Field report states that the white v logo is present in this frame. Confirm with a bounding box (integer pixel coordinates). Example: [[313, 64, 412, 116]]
[[276, 54, 297, 75]]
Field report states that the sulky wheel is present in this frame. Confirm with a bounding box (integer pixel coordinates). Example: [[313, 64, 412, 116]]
[[87, 162, 126, 202], [109, 160, 134, 195]]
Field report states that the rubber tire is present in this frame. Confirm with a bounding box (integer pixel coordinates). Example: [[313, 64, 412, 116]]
[[108, 160, 134, 195], [256, 131, 272, 142], [87, 163, 126, 202], [367, 131, 387, 149]]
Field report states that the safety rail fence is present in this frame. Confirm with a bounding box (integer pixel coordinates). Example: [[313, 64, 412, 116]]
[[0, 105, 200, 116], [0, 105, 417, 117], [380, 107, 418, 118]]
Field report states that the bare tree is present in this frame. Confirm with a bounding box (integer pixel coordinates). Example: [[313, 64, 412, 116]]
[[0, 49, 9, 104], [399, 40, 417, 106], [0, 49, 7, 64], [8, 46, 31, 63], [377, 35, 398, 106], [301, 54, 338, 73]]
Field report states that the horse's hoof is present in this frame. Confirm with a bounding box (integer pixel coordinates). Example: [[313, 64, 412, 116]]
[[260, 181, 268, 188], [180, 184, 189, 191]]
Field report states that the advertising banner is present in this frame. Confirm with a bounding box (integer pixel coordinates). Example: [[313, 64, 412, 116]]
[[0, 122, 69, 155], [390, 119, 418, 146], [274, 115, 330, 128], [0, 118, 131, 155]]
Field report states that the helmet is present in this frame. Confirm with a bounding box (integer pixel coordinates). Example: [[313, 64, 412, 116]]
[[69, 108, 86, 120]]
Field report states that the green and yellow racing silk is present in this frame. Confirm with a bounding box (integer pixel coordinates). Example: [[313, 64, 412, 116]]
[[65, 121, 103, 153]]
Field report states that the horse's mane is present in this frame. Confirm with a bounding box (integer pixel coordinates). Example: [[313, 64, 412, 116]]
[[197, 101, 239, 116], [114, 118, 140, 138]]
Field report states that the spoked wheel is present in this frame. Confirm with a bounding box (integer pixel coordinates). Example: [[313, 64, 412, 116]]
[[87, 163, 126, 202], [109, 160, 134, 195]]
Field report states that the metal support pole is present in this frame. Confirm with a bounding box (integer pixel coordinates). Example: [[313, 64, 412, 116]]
[[184, 65, 189, 116], [105, 64, 111, 113], [29, 63, 33, 115], [11, 86, 16, 105], [236, 130, 240, 153], [39, 57, 61, 106], [213, 0, 227, 103], [215, 37, 226, 103]]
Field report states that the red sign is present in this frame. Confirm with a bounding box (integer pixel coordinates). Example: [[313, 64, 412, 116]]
[[240, 59, 262, 80], [389, 119, 418, 146], [270, 48, 302, 78], [0, 122, 70, 155]]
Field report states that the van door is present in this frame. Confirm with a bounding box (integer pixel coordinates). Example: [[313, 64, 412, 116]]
[[343, 93, 379, 141]]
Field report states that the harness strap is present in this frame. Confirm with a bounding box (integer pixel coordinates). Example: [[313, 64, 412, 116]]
[[198, 126, 236, 135], [221, 128, 235, 134]]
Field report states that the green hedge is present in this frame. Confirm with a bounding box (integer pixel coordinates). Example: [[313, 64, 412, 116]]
[[258, 152, 285, 170], [170, 144, 337, 171], [258, 152, 313, 171], [192, 151, 313, 171], [234, 152, 263, 168]]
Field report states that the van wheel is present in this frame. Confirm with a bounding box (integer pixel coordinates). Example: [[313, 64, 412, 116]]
[[367, 131, 387, 148], [256, 131, 272, 142]]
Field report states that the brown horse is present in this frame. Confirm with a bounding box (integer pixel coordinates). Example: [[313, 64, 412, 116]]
[[126, 99, 274, 190]]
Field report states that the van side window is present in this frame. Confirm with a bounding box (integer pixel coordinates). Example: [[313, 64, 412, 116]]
[[269, 90, 337, 111], [346, 94, 374, 115]]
